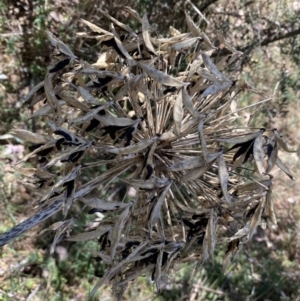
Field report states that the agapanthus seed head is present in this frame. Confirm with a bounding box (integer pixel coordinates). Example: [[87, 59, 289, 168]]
[[0, 8, 295, 300]]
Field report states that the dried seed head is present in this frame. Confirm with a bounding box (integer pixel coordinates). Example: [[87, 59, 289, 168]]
[[0, 7, 294, 300]]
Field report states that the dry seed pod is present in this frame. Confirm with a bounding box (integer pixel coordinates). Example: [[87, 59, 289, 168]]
[[96, 115, 141, 127], [80, 19, 113, 36], [49, 217, 76, 254], [80, 198, 128, 211], [200, 51, 227, 80], [223, 239, 240, 273], [227, 222, 251, 242], [218, 153, 232, 205], [142, 14, 156, 55], [206, 208, 216, 262], [171, 37, 199, 51], [169, 26, 181, 36], [169, 151, 222, 171], [29, 100, 66, 119], [104, 137, 157, 155], [69, 102, 113, 126], [24, 81, 44, 104], [124, 6, 143, 23], [217, 32, 243, 55], [44, 73, 63, 123], [79, 68, 124, 79], [47, 165, 81, 196], [185, 12, 201, 37], [248, 197, 266, 240], [99, 9, 134, 33], [273, 129, 297, 152], [148, 182, 172, 238], [110, 24, 133, 60], [138, 62, 188, 87], [182, 86, 200, 117], [253, 132, 265, 176], [11, 129, 49, 144], [198, 116, 208, 163], [197, 68, 218, 82], [181, 163, 212, 182], [77, 86, 103, 105], [217, 128, 265, 144], [19, 140, 57, 164], [119, 177, 170, 190], [58, 90, 89, 111], [46, 31, 77, 59], [173, 91, 184, 135], [266, 139, 278, 173], [110, 202, 133, 262], [67, 226, 112, 242], [200, 81, 232, 99], [265, 183, 277, 226], [276, 157, 295, 180]]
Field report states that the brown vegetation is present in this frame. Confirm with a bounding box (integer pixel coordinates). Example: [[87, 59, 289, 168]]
[[0, 1, 299, 301]]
